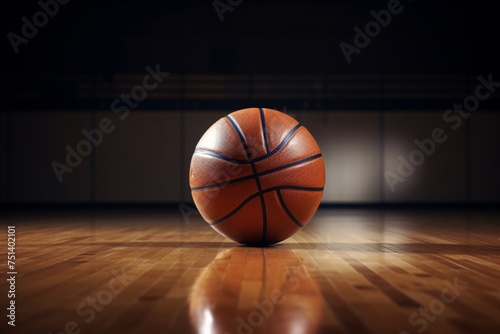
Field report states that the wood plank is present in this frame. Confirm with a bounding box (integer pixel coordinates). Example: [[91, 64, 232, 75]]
[[0, 209, 499, 334]]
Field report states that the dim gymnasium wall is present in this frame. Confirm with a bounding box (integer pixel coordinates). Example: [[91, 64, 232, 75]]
[[0, 110, 499, 204]]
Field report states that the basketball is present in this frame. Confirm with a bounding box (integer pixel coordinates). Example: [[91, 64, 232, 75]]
[[189, 107, 325, 245]]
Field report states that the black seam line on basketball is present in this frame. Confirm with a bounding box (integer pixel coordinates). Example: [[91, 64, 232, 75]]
[[208, 185, 324, 225], [194, 149, 249, 164], [257, 153, 322, 178], [249, 157, 267, 244], [259, 108, 270, 154], [272, 185, 324, 192], [253, 123, 302, 163], [190, 153, 323, 191], [225, 115, 253, 160], [253, 162, 267, 244], [276, 189, 304, 228], [193, 123, 302, 166], [226, 114, 267, 243]]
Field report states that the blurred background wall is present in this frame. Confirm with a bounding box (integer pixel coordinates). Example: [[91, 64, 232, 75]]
[[1, 0, 499, 205]]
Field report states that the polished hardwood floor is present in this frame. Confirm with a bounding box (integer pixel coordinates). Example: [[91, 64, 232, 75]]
[[1, 208, 500, 334]]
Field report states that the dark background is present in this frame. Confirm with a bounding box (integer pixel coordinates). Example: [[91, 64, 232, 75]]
[[1, 0, 499, 205], [2, 0, 500, 74]]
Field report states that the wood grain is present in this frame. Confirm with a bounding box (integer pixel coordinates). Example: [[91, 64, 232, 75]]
[[0, 209, 499, 334]]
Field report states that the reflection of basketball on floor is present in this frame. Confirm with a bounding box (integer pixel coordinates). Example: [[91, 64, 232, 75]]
[[190, 108, 325, 245], [189, 248, 323, 333]]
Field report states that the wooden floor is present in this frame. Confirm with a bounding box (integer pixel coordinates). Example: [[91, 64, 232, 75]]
[[1, 208, 500, 334]]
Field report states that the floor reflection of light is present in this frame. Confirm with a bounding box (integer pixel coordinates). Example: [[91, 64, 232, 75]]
[[200, 308, 214, 334], [290, 316, 307, 334], [190, 248, 323, 334]]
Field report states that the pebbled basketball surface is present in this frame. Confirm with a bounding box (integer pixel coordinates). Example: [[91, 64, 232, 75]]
[[190, 107, 325, 245]]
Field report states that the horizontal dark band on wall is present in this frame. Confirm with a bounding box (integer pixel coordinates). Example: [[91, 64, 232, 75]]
[[1, 202, 499, 210], [1, 99, 500, 111]]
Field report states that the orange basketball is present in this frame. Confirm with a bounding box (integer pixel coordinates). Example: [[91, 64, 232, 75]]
[[189, 108, 325, 245]]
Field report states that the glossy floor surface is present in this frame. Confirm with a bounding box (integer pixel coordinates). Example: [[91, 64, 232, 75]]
[[1, 208, 500, 334]]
